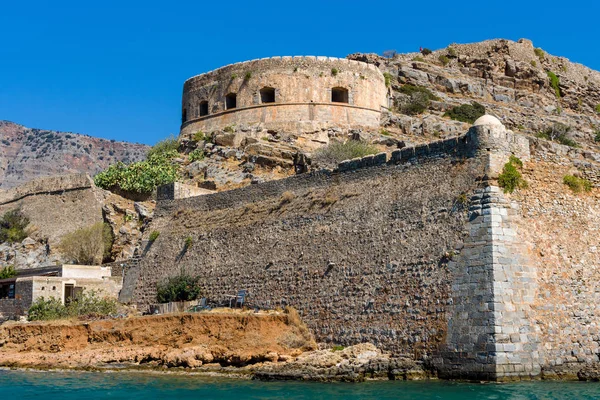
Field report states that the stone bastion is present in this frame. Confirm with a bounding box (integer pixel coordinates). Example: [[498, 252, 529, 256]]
[[179, 56, 388, 137]]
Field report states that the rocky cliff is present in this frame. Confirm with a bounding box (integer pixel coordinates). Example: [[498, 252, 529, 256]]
[[0, 121, 149, 189]]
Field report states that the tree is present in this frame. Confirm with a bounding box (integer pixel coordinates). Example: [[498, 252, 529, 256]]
[[59, 222, 113, 265], [0, 209, 29, 244]]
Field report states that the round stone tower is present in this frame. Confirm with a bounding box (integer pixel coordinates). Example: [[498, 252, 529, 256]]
[[180, 56, 388, 137]]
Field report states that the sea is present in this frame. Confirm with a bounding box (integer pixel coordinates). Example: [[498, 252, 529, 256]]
[[1, 369, 600, 399]]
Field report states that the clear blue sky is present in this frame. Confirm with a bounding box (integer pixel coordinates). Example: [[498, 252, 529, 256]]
[[1, 1, 598, 145]]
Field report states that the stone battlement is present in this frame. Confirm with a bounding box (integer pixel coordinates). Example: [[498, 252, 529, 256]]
[[180, 56, 388, 136]]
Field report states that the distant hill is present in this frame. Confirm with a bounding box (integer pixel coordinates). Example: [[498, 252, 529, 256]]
[[0, 121, 149, 189]]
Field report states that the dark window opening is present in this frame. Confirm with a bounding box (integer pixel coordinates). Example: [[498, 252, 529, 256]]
[[182, 108, 187, 123], [260, 87, 276, 103], [64, 284, 74, 304], [0, 283, 15, 299], [199, 101, 209, 116], [225, 93, 237, 109], [331, 87, 349, 103]]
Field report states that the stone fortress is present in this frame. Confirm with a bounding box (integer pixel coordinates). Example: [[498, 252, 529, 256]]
[[180, 56, 388, 137]]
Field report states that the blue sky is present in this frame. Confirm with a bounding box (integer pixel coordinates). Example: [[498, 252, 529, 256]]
[[1, 1, 598, 145]]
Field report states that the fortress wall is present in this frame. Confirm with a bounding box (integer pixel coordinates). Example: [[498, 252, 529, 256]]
[[132, 152, 483, 356], [180, 56, 387, 135], [0, 173, 104, 245]]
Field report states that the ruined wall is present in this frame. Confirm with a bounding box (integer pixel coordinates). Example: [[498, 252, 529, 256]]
[[180, 56, 387, 136], [0, 173, 104, 246]]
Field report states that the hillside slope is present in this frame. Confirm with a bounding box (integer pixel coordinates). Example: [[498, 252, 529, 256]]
[[0, 121, 149, 189]]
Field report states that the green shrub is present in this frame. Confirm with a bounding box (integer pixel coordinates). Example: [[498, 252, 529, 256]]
[[149, 231, 160, 241], [184, 236, 193, 248], [536, 123, 579, 147], [331, 68, 339, 76], [380, 129, 390, 136], [193, 131, 205, 142], [594, 130, 600, 142], [28, 290, 117, 321], [94, 150, 179, 193], [563, 175, 592, 193], [447, 47, 457, 57], [438, 55, 450, 66], [244, 72, 252, 80], [412, 56, 425, 62], [156, 272, 202, 303], [312, 140, 379, 168], [534, 48, 545, 59], [331, 345, 345, 352], [188, 149, 204, 162], [530, 60, 537, 67], [498, 156, 528, 194], [397, 84, 439, 116], [59, 222, 113, 265], [147, 135, 179, 159], [595, 104, 600, 114], [0, 265, 16, 279], [421, 48, 432, 55], [0, 210, 29, 244], [223, 125, 234, 133], [443, 102, 485, 123], [547, 71, 561, 98], [383, 72, 393, 88]]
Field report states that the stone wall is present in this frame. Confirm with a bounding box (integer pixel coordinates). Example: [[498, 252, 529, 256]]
[[180, 56, 387, 136]]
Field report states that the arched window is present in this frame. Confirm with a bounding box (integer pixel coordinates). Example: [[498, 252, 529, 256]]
[[260, 87, 276, 103], [199, 101, 209, 116], [225, 93, 237, 109], [331, 87, 349, 103], [182, 108, 187, 123]]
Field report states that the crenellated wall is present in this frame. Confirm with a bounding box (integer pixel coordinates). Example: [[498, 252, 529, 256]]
[[180, 56, 388, 136]]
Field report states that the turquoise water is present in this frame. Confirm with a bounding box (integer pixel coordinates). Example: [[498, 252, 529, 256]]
[[1, 370, 600, 399]]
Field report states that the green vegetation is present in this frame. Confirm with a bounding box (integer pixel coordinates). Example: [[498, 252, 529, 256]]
[[0, 210, 29, 244], [438, 55, 450, 66], [530, 60, 537, 67], [595, 104, 600, 114], [380, 129, 390, 136], [594, 130, 600, 142], [184, 236, 193, 248], [231, 74, 238, 80], [28, 290, 118, 321], [447, 47, 457, 57], [147, 135, 179, 159], [547, 71, 561, 98], [94, 149, 179, 193], [412, 56, 425, 62], [188, 149, 204, 162], [0, 265, 16, 279], [563, 175, 592, 193], [397, 84, 439, 116], [313, 140, 379, 167], [193, 131, 205, 142], [156, 272, 202, 303], [223, 125, 235, 133], [534, 48, 545, 59], [59, 222, 113, 265], [443, 102, 485, 124], [498, 156, 528, 194], [331, 68, 339, 76], [244, 72, 252, 80], [149, 231, 160, 242], [536, 123, 579, 147], [331, 345, 345, 352], [421, 48, 432, 56], [383, 72, 393, 88]]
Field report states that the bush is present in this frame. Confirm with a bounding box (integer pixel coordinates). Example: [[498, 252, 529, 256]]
[[147, 135, 179, 159], [498, 156, 528, 194], [149, 231, 160, 241], [595, 104, 600, 114], [0, 265, 16, 279], [547, 71, 561, 98], [438, 55, 450, 66], [193, 131, 205, 141], [156, 272, 202, 303], [536, 123, 579, 147], [184, 236, 193, 248], [397, 84, 439, 116], [28, 290, 117, 321], [383, 72, 393, 88], [244, 72, 252, 80], [0, 210, 29, 244], [443, 102, 485, 123], [421, 48, 432, 55], [59, 222, 113, 265], [447, 47, 457, 57], [94, 150, 179, 193], [188, 149, 204, 162], [534, 48, 545, 59], [595, 130, 600, 142], [331, 68, 339, 76], [312, 140, 379, 168], [563, 175, 592, 193]]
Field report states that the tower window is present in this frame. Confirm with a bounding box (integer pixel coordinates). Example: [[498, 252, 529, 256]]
[[259, 87, 276, 103], [225, 93, 237, 109], [199, 101, 209, 116], [331, 87, 349, 103], [182, 108, 187, 123]]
